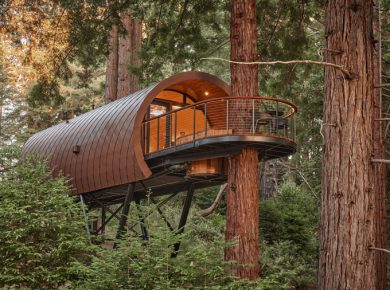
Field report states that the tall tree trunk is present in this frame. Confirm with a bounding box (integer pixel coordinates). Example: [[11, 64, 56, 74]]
[[117, 14, 141, 98], [105, 25, 118, 103], [225, 0, 260, 280], [117, 14, 133, 99], [106, 14, 141, 102], [129, 18, 141, 93], [318, 1, 379, 289], [373, 1, 387, 289]]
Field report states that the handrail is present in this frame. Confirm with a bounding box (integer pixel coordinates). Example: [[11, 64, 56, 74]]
[[143, 96, 297, 155], [145, 96, 297, 123]]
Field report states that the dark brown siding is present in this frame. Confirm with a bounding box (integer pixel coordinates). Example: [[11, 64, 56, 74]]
[[22, 72, 229, 195]]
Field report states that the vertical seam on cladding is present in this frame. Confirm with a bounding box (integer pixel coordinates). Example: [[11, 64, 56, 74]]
[[110, 89, 148, 185], [123, 89, 154, 181], [87, 99, 131, 188], [65, 111, 99, 192], [95, 97, 138, 190], [65, 104, 110, 191], [78, 102, 126, 194], [120, 92, 145, 182]]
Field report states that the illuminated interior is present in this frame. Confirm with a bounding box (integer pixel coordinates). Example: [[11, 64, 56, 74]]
[[144, 89, 208, 153]]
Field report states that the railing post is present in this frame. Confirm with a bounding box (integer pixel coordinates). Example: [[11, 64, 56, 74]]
[[174, 111, 177, 148], [204, 103, 207, 137], [157, 118, 160, 151], [252, 98, 255, 135], [146, 107, 150, 154], [226, 99, 229, 134], [193, 106, 196, 143]]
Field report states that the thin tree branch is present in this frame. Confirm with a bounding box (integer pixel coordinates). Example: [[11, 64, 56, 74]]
[[371, 159, 390, 164], [369, 246, 390, 254], [276, 160, 318, 198], [173, 0, 189, 37], [200, 57, 354, 79], [197, 183, 227, 217], [264, 7, 284, 50], [205, 38, 230, 57], [375, 83, 390, 88]]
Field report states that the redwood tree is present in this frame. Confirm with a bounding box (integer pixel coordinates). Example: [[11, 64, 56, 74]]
[[225, 0, 260, 280], [318, 1, 383, 288], [105, 13, 142, 102], [105, 24, 119, 102], [372, 2, 387, 289]]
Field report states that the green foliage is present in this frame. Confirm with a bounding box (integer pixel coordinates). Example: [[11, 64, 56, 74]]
[[0, 147, 92, 289], [71, 214, 252, 290], [259, 182, 318, 288], [260, 182, 318, 251], [260, 241, 316, 289], [193, 185, 227, 215], [29, 79, 64, 107], [130, 0, 229, 84], [0, 152, 320, 289]]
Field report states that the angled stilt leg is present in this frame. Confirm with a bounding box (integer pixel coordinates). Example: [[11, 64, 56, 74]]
[[172, 184, 195, 257], [94, 203, 123, 234], [135, 197, 149, 241], [139, 180, 174, 232], [114, 183, 136, 247], [79, 194, 91, 242], [151, 196, 174, 232], [101, 206, 106, 234]]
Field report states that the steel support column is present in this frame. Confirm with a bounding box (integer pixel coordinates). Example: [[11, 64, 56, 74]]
[[101, 206, 106, 234], [135, 197, 149, 241], [115, 183, 136, 245], [172, 184, 195, 257], [79, 194, 91, 242], [93, 203, 123, 234]]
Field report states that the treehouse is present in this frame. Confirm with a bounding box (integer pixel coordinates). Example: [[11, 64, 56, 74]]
[[22, 71, 297, 240]]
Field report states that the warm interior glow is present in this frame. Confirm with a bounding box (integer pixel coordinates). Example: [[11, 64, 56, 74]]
[[145, 89, 209, 153]]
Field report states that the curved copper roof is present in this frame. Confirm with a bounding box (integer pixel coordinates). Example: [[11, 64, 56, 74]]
[[22, 72, 230, 195]]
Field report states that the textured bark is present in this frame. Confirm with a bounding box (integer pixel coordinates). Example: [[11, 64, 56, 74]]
[[129, 18, 141, 93], [372, 1, 387, 289], [225, 0, 260, 280], [117, 14, 133, 99], [318, 1, 379, 289], [105, 25, 118, 103], [117, 14, 141, 98]]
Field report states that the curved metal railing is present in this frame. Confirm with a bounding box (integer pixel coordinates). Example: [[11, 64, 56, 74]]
[[142, 96, 297, 155]]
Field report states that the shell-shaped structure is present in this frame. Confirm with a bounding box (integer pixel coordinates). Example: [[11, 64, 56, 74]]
[[22, 72, 230, 195]]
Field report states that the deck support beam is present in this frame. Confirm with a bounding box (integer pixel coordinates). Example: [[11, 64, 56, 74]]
[[172, 184, 195, 257]]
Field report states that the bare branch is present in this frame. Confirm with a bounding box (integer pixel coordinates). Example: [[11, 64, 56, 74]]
[[371, 159, 390, 164], [276, 160, 318, 198], [369, 246, 390, 254], [197, 183, 227, 218], [375, 83, 390, 88], [201, 57, 354, 79]]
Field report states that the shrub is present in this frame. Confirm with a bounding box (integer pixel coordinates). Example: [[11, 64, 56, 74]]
[[258, 182, 318, 288], [0, 148, 92, 289]]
